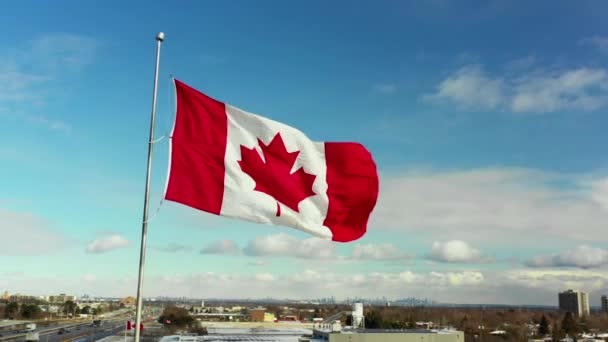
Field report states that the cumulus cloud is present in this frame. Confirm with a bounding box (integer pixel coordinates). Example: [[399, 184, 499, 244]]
[[0, 208, 68, 255], [200, 240, 240, 255], [424, 63, 608, 113], [424, 65, 505, 110], [428, 240, 484, 263], [526, 245, 608, 269], [86, 234, 130, 254], [243, 233, 335, 259], [351, 243, 411, 260], [511, 68, 608, 112], [372, 168, 608, 243]]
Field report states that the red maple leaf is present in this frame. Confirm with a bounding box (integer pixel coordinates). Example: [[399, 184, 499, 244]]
[[238, 133, 316, 216]]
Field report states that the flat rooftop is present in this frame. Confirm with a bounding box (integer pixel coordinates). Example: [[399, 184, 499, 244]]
[[342, 329, 460, 334], [312, 327, 462, 337], [159, 327, 312, 342]]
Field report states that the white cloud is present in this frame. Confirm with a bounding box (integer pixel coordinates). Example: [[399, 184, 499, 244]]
[[0, 208, 68, 255], [26, 33, 97, 72], [86, 234, 130, 254], [351, 243, 411, 260], [372, 83, 398, 94], [373, 168, 608, 243], [200, 240, 240, 255], [428, 240, 484, 263], [428, 271, 485, 286], [243, 233, 336, 259], [526, 245, 608, 269], [424, 63, 608, 113], [503, 269, 608, 296], [424, 65, 505, 110], [580, 35, 608, 54], [254, 273, 276, 282], [511, 68, 608, 112], [0, 33, 97, 132], [589, 177, 608, 209], [0, 67, 48, 102], [25, 115, 72, 134], [154, 242, 192, 253], [5, 267, 608, 306]]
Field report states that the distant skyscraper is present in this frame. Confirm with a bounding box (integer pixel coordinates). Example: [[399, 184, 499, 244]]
[[559, 289, 590, 316], [602, 295, 608, 314]]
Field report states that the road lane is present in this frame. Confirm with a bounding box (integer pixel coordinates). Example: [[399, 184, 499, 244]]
[[7, 319, 128, 342]]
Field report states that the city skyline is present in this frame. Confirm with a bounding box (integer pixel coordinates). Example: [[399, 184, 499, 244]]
[[2, 0, 608, 305]]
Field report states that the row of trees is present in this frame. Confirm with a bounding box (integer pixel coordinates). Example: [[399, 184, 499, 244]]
[[4, 303, 42, 319], [532, 312, 599, 340], [2, 300, 114, 320], [64, 301, 105, 316], [355, 307, 607, 341]]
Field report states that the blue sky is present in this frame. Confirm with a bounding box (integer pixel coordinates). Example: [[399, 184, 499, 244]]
[[2, 0, 608, 305]]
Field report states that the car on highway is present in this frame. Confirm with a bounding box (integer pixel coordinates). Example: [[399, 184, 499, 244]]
[[58, 328, 65, 335]]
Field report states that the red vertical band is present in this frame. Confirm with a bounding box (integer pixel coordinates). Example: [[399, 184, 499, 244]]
[[323, 142, 379, 242], [165, 80, 228, 215]]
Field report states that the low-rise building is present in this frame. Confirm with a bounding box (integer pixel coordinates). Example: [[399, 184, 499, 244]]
[[249, 307, 266, 322], [48, 294, 75, 304], [312, 327, 463, 342]]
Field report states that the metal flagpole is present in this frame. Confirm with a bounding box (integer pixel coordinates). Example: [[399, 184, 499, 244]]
[[134, 31, 165, 342]]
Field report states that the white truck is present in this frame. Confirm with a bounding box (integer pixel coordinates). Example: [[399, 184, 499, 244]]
[[26, 323, 37, 331]]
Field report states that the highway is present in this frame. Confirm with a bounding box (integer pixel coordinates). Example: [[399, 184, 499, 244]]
[[2, 319, 128, 342], [39, 321, 125, 342]]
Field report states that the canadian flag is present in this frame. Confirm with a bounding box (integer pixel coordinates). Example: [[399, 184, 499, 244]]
[[164, 80, 379, 242]]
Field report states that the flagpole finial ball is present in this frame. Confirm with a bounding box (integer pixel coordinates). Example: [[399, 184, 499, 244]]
[[156, 32, 165, 42]]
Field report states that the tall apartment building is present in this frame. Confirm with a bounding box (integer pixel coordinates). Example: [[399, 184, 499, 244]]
[[558, 289, 590, 316], [602, 295, 608, 314]]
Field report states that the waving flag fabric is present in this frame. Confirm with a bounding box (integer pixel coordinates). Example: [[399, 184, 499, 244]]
[[164, 80, 378, 242]]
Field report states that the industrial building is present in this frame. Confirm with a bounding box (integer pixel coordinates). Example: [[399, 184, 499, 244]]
[[311, 329, 464, 342], [311, 303, 463, 342], [559, 289, 590, 316]]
